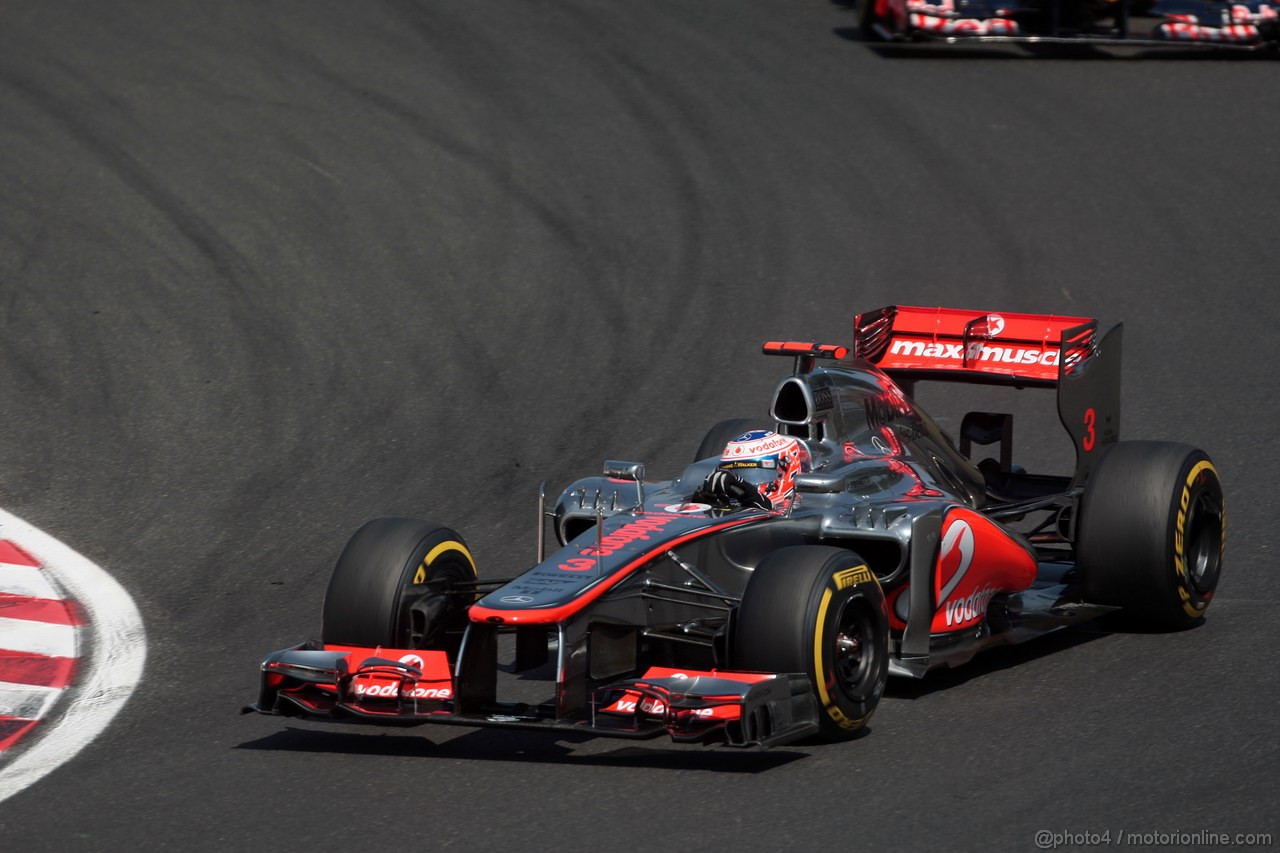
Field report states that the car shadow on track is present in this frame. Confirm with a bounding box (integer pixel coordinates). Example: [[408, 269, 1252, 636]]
[[883, 614, 1208, 699], [232, 726, 815, 772], [832, 24, 1274, 60], [886, 623, 1112, 699]]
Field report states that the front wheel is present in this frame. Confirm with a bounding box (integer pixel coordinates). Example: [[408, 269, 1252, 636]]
[[321, 517, 477, 655], [733, 546, 889, 741], [1078, 442, 1224, 629], [860, 0, 911, 41]]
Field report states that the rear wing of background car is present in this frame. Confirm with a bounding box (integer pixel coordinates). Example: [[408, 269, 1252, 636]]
[[851, 305, 1123, 488]]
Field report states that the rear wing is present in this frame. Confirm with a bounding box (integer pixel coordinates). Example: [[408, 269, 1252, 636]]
[[852, 305, 1122, 487], [852, 305, 1098, 387]]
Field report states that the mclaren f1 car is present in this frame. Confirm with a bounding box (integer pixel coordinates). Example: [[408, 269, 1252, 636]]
[[245, 305, 1226, 748], [860, 0, 1280, 52]]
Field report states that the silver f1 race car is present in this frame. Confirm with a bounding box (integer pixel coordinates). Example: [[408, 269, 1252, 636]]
[[860, 0, 1280, 51], [245, 305, 1225, 748]]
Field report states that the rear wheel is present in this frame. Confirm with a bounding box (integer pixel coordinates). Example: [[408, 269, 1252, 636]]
[[733, 546, 889, 741], [321, 517, 477, 655], [1078, 442, 1224, 629]]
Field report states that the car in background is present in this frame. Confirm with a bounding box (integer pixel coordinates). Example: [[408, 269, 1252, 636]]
[[860, 0, 1280, 51]]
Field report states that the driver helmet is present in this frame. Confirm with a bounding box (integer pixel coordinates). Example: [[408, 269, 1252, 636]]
[[719, 430, 811, 507]]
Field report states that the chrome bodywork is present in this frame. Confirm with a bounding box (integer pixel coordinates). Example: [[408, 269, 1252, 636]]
[[249, 321, 1124, 747]]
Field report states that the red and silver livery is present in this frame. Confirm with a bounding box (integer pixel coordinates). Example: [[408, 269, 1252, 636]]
[[248, 305, 1225, 750]]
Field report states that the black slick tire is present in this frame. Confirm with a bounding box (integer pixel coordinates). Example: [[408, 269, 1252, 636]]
[[321, 517, 477, 652], [1078, 441, 1224, 629], [859, 0, 888, 41], [733, 546, 889, 741]]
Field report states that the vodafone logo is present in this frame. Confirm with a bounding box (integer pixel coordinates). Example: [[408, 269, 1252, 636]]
[[936, 519, 975, 604], [663, 502, 711, 514], [354, 682, 452, 700], [986, 314, 1005, 336], [560, 514, 681, 569], [611, 698, 713, 718], [945, 584, 997, 628], [723, 433, 791, 458], [398, 654, 425, 670]]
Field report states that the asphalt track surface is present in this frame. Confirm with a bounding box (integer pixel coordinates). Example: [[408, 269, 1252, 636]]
[[1, 1, 1277, 850]]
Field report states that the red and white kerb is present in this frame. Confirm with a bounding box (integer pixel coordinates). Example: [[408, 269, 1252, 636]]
[[0, 540, 81, 753]]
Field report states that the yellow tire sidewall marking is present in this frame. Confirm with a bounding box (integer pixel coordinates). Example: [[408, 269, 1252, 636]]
[[813, 588, 834, 710], [812, 567, 877, 730], [413, 540, 477, 584], [1174, 461, 1218, 618]]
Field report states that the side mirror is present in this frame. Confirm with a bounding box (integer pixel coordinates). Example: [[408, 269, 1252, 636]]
[[602, 460, 645, 511]]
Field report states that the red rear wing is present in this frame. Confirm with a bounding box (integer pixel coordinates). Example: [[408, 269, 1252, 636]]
[[852, 305, 1097, 387]]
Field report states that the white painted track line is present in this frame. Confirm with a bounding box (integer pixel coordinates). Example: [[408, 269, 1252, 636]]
[[0, 508, 146, 803]]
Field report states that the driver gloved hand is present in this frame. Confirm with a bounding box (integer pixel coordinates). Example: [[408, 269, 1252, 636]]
[[693, 469, 773, 510]]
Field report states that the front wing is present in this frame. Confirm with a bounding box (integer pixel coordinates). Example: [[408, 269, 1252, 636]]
[[243, 643, 820, 749]]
